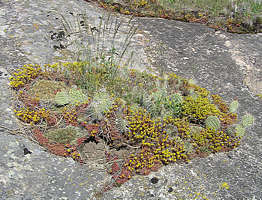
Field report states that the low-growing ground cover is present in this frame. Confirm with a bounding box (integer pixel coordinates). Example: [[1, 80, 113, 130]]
[[90, 0, 262, 33], [9, 59, 254, 192]]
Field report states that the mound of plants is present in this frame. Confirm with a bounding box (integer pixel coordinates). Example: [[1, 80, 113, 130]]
[[9, 60, 254, 192], [90, 0, 262, 33]]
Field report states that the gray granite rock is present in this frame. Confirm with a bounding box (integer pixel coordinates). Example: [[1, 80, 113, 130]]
[[0, 0, 261, 199]]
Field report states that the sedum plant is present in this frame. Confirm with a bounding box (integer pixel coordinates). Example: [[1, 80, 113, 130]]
[[164, 93, 183, 117], [227, 113, 255, 137]]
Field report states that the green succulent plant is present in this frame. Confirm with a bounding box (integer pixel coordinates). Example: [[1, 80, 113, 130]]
[[115, 116, 128, 134], [55, 89, 70, 106], [54, 86, 88, 106], [90, 89, 114, 120], [235, 124, 246, 137], [190, 125, 204, 136], [241, 113, 254, 128], [184, 141, 194, 154], [199, 146, 212, 154], [144, 89, 167, 118], [165, 93, 183, 117], [229, 100, 239, 113], [190, 125, 205, 141], [226, 125, 236, 137], [170, 93, 183, 104], [205, 115, 221, 131], [227, 113, 255, 137]]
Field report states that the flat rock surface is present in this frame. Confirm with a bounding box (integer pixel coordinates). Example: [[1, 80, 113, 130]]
[[0, 0, 262, 199]]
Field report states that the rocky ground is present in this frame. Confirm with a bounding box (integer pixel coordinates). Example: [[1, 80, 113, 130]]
[[0, 0, 261, 199]]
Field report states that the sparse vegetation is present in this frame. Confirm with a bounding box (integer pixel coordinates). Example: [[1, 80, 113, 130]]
[[92, 0, 262, 33]]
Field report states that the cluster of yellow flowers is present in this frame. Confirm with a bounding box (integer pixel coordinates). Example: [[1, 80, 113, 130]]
[[9, 62, 245, 188], [194, 128, 241, 152], [130, 0, 148, 9], [172, 117, 191, 139], [9, 64, 41, 89], [62, 107, 78, 125], [14, 107, 49, 124], [192, 85, 210, 97], [182, 95, 222, 120], [123, 108, 189, 174], [64, 144, 81, 161]]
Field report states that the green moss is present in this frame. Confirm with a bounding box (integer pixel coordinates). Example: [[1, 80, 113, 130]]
[[28, 79, 67, 101], [44, 126, 87, 145]]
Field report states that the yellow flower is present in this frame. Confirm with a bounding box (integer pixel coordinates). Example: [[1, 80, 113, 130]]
[[221, 182, 229, 189]]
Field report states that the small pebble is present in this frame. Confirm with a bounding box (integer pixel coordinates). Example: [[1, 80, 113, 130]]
[[168, 187, 173, 193], [150, 177, 159, 184], [24, 148, 32, 155]]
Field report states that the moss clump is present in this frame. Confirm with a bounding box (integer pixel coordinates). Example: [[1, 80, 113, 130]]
[[28, 79, 67, 101], [44, 126, 87, 145]]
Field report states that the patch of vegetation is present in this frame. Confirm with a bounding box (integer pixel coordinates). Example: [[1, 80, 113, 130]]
[[9, 60, 254, 189], [8, 11, 256, 197], [44, 126, 87, 145], [91, 0, 262, 33]]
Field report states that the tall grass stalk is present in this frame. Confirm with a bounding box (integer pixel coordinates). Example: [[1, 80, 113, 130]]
[[52, 10, 138, 70]]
